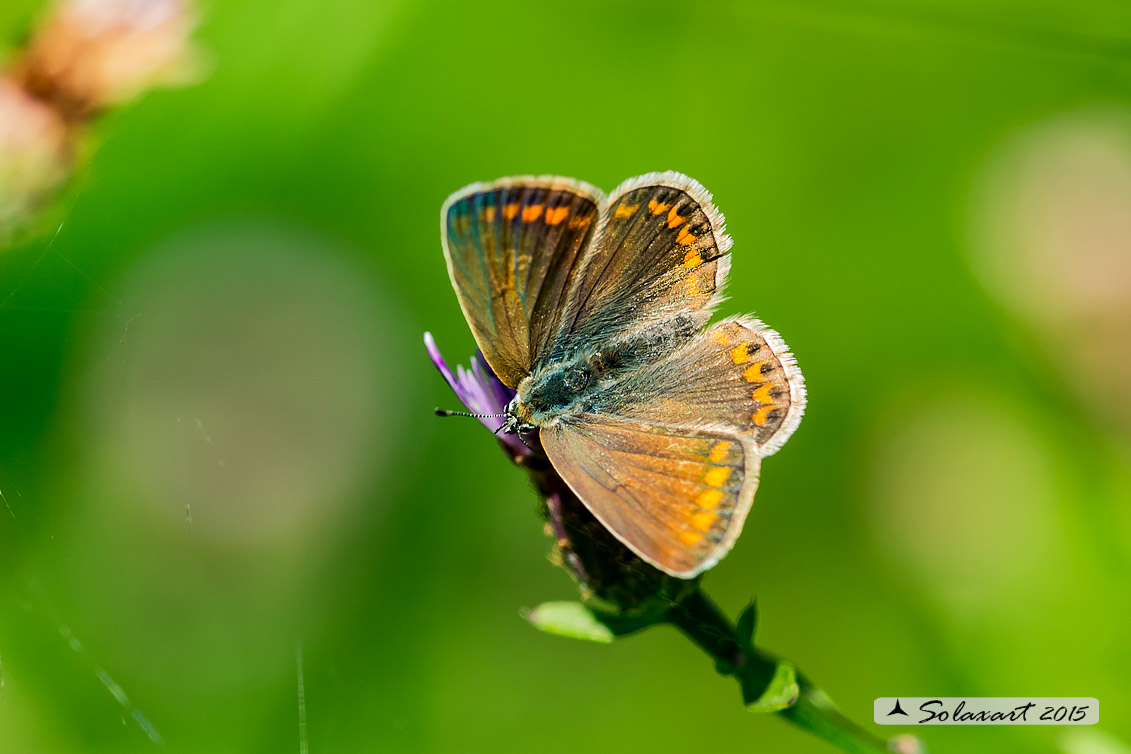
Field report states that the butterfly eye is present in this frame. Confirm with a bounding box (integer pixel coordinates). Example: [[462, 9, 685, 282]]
[[563, 368, 589, 392]]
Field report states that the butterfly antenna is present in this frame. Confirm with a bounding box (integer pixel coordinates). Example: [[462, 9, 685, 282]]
[[434, 408, 506, 419], [444, 410, 534, 451]]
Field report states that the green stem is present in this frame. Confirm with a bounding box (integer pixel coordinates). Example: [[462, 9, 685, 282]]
[[666, 590, 746, 673], [783, 680, 894, 754], [667, 589, 903, 754]]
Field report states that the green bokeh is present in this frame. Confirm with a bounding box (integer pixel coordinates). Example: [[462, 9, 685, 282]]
[[2, 1, 1130, 753]]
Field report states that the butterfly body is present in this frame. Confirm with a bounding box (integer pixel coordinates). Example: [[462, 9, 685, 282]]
[[506, 314, 698, 432], [442, 173, 806, 578]]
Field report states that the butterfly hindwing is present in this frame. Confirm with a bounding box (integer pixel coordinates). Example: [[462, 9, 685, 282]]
[[602, 316, 807, 456], [539, 317, 803, 577], [442, 177, 605, 387], [541, 415, 760, 578], [556, 172, 732, 354]]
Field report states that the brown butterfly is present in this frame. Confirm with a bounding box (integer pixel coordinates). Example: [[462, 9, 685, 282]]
[[441, 173, 806, 577]]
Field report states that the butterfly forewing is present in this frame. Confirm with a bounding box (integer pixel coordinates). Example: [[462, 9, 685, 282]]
[[442, 177, 604, 387], [556, 172, 733, 355], [541, 415, 760, 577]]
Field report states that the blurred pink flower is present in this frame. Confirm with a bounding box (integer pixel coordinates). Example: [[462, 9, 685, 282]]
[[17, 0, 203, 120], [972, 109, 1131, 432], [1, 0, 203, 234], [0, 76, 70, 231]]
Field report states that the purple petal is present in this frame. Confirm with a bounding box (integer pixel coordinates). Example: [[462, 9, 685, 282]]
[[424, 332, 459, 393], [472, 350, 516, 409], [424, 332, 528, 455]]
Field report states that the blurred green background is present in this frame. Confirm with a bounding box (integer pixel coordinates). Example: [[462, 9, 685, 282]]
[[2, 1, 1130, 752]]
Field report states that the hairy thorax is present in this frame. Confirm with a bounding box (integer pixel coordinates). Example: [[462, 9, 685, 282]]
[[512, 359, 601, 427], [505, 315, 698, 432]]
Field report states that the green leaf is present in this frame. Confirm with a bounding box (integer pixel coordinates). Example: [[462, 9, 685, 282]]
[[524, 602, 614, 643], [743, 660, 800, 713], [736, 600, 758, 649]]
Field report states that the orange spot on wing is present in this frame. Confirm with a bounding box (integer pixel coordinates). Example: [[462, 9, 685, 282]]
[[697, 489, 724, 511], [568, 215, 592, 230], [753, 382, 777, 404], [691, 511, 719, 532], [666, 205, 686, 228], [614, 203, 639, 219], [683, 249, 702, 268], [522, 204, 544, 222], [503, 203, 520, 220], [709, 441, 732, 463], [483, 206, 497, 222], [676, 226, 698, 246], [685, 277, 701, 296], [704, 466, 731, 487], [730, 343, 750, 364], [679, 530, 703, 546], [743, 364, 762, 382], [711, 329, 731, 346], [544, 206, 570, 225], [752, 404, 775, 427], [648, 198, 671, 215]]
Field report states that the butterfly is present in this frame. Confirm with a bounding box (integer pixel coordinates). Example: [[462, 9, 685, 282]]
[[441, 172, 806, 578]]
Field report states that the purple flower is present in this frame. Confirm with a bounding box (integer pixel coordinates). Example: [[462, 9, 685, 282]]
[[425, 329, 686, 604], [423, 332, 528, 455]]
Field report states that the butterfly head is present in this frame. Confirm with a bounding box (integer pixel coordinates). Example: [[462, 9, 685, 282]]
[[507, 361, 597, 430], [500, 396, 537, 436]]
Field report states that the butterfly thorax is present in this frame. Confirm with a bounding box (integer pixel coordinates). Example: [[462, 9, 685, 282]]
[[504, 317, 699, 433], [508, 362, 595, 429]]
